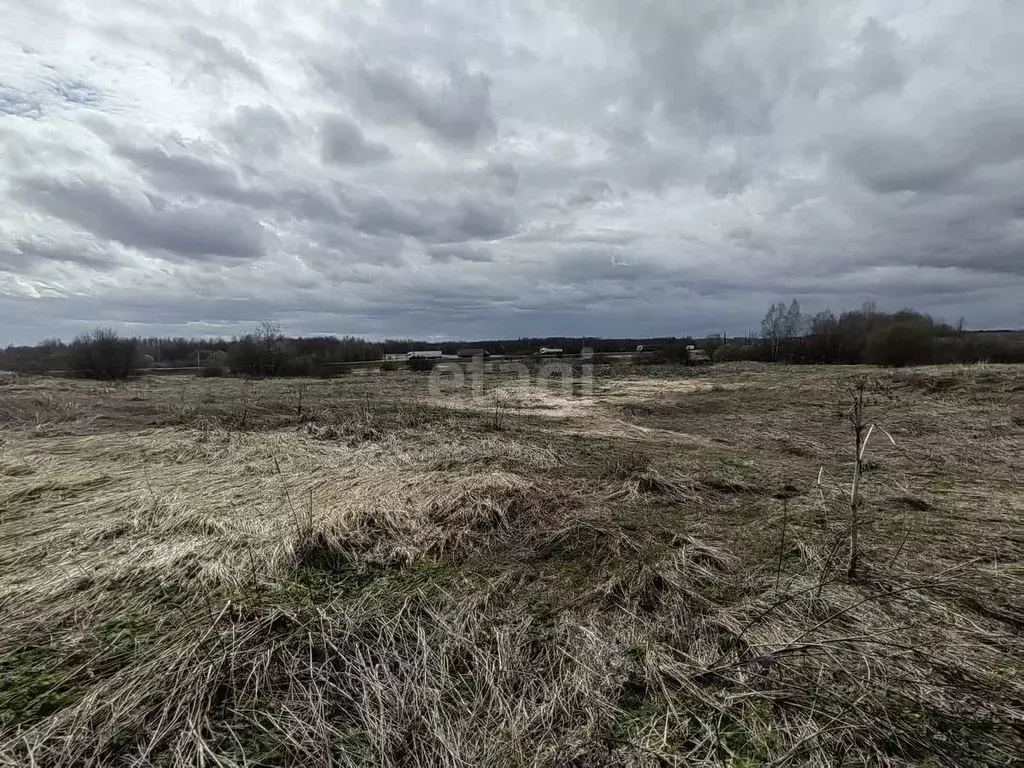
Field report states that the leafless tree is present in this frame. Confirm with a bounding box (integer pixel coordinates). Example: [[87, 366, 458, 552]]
[[761, 299, 803, 361]]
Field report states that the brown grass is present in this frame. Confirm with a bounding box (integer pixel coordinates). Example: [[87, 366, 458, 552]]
[[1, 364, 1022, 765]]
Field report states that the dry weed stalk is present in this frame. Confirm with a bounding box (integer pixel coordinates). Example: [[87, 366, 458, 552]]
[[819, 377, 898, 579]]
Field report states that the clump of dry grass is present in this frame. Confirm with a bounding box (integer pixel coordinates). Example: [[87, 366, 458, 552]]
[[302, 419, 382, 444], [1, 366, 1022, 765]]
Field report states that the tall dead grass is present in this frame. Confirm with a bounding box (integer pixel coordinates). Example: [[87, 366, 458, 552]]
[[1, 368, 1022, 765]]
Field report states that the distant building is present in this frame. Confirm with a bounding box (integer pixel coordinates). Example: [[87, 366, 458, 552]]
[[407, 350, 443, 360], [538, 347, 563, 355], [456, 348, 490, 358]]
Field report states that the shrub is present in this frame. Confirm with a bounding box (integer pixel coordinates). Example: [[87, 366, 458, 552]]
[[407, 357, 434, 372], [68, 329, 138, 380], [228, 324, 290, 377], [197, 366, 228, 378], [278, 355, 319, 377], [934, 335, 1024, 365], [865, 321, 934, 367], [713, 343, 761, 363], [380, 361, 399, 372]]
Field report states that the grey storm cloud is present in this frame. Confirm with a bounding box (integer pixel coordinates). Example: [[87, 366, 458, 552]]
[[180, 26, 267, 87], [105, 127, 343, 223], [849, 19, 907, 99], [566, 179, 614, 207], [1, 238, 121, 273], [115, 143, 246, 199], [426, 244, 496, 263], [318, 57, 496, 146], [321, 115, 393, 165], [1, 0, 1023, 344], [14, 176, 265, 261], [836, 102, 1024, 195], [489, 163, 520, 197], [217, 105, 293, 159], [346, 192, 517, 243]]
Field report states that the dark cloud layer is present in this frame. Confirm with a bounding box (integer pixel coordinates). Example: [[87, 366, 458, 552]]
[[15, 177, 265, 261], [321, 115, 393, 165], [217, 105, 292, 159], [318, 57, 496, 146], [1, 0, 1023, 344], [1, 238, 120, 273]]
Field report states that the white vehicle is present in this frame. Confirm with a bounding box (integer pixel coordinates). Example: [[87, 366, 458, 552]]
[[538, 347, 564, 355], [406, 350, 443, 360]]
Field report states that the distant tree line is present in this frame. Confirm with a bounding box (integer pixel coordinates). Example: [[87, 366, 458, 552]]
[[713, 300, 1024, 366], [1, 304, 1021, 380], [0, 327, 702, 378], [0, 324, 391, 379]]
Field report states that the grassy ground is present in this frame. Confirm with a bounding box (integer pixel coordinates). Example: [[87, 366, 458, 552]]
[[0, 363, 1022, 766]]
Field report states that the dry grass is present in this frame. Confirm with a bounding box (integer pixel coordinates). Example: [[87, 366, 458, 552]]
[[1, 364, 1022, 766]]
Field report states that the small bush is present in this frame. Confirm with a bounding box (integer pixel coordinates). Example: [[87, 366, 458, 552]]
[[407, 357, 434, 372], [197, 366, 228, 378], [277, 355, 319, 377], [865, 321, 934, 367], [68, 329, 138, 380], [713, 343, 761, 363], [933, 335, 1024, 365], [380, 361, 399, 372]]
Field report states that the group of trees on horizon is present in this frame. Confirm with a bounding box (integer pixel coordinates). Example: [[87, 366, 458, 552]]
[[1, 301, 1021, 379], [719, 299, 1024, 367]]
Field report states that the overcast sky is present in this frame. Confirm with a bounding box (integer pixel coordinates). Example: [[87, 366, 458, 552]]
[[2, 0, 1022, 345]]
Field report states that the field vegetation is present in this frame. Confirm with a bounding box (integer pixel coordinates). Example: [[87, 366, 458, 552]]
[[0, 362, 1021, 765]]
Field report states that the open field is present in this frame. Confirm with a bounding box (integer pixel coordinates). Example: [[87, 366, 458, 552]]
[[1, 363, 1022, 766]]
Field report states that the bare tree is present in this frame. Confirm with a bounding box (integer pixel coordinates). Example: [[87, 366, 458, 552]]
[[783, 299, 804, 338], [253, 320, 284, 377], [228, 320, 286, 377], [761, 302, 786, 361], [810, 307, 839, 361], [761, 299, 803, 361]]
